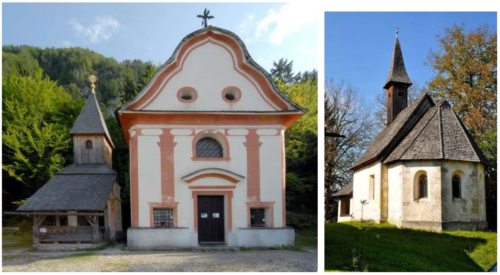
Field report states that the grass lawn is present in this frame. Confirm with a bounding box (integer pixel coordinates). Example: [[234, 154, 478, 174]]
[[325, 222, 496, 272]]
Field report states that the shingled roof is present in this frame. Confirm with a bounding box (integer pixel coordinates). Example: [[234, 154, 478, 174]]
[[70, 92, 114, 147], [17, 164, 116, 212], [332, 182, 353, 198], [384, 36, 412, 89], [352, 93, 435, 170], [384, 101, 487, 164]]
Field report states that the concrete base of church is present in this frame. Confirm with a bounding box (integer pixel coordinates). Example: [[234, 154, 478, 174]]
[[231, 227, 295, 247], [127, 227, 295, 249], [127, 227, 195, 249], [34, 242, 107, 251]]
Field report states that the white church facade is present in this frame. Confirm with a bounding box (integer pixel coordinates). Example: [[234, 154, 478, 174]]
[[118, 26, 304, 248], [334, 35, 487, 231]]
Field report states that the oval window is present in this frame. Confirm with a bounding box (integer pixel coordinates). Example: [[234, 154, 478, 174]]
[[177, 87, 197, 102], [222, 86, 241, 103]]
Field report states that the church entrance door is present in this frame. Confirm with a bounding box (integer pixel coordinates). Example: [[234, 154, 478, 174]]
[[198, 195, 225, 243]]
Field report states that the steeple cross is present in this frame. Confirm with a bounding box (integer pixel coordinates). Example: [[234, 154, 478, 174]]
[[197, 8, 214, 28], [395, 26, 400, 38]]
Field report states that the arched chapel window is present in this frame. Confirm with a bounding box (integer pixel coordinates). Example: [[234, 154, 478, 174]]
[[85, 140, 93, 150], [196, 137, 223, 158], [452, 175, 461, 199], [418, 174, 428, 199]]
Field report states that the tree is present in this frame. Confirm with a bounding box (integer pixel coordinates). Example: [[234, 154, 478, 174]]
[[2, 69, 83, 208], [426, 24, 497, 229], [271, 58, 299, 84], [324, 80, 374, 221]]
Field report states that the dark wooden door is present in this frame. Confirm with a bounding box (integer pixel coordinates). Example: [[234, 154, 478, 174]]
[[198, 195, 225, 243]]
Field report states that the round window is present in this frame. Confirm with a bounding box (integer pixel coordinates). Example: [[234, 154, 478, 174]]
[[177, 87, 197, 102], [222, 86, 241, 103]]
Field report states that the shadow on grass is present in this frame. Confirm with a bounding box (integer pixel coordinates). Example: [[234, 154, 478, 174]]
[[325, 222, 492, 272]]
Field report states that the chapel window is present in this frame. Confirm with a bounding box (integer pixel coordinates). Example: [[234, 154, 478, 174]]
[[222, 86, 241, 103], [85, 140, 93, 150], [418, 174, 428, 199], [452, 175, 461, 199], [153, 208, 174, 228], [369, 174, 375, 200], [250, 208, 266, 227], [196, 137, 223, 158]]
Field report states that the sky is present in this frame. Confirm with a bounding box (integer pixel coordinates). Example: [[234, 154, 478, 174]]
[[2, 2, 318, 73], [325, 12, 497, 105]]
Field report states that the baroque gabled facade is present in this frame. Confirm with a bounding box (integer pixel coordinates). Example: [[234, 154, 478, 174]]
[[334, 35, 487, 231], [118, 26, 304, 248]]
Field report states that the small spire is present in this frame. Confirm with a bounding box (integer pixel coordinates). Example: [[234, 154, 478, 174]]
[[197, 8, 214, 28], [383, 32, 412, 89], [88, 74, 97, 94]]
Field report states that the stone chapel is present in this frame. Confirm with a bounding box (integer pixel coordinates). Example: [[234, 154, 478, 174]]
[[333, 34, 487, 231]]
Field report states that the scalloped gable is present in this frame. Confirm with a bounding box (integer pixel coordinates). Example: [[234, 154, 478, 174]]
[[122, 26, 303, 113]]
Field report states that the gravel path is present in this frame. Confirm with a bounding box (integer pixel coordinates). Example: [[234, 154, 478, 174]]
[[2, 245, 317, 272]]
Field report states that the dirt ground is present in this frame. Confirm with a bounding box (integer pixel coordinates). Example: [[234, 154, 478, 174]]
[[2, 244, 317, 272]]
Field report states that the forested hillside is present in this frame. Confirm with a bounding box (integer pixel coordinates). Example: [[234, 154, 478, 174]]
[[2, 47, 317, 230]]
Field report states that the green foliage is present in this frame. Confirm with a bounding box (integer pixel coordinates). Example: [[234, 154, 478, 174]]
[[2, 69, 83, 207], [2, 46, 158, 109], [325, 222, 497, 271], [277, 70, 318, 222]]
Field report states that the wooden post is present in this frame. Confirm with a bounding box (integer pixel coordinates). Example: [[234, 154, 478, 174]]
[[32, 215, 46, 245], [86, 215, 101, 242]]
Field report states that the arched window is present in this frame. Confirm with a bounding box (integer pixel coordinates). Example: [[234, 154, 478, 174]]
[[418, 174, 428, 199], [452, 175, 461, 199], [85, 140, 93, 150], [196, 137, 223, 158]]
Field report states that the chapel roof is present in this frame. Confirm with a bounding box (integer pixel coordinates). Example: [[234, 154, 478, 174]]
[[352, 93, 434, 170], [384, 36, 412, 89], [17, 164, 116, 212], [70, 91, 114, 147], [332, 182, 353, 198], [384, 101, 487, 164]]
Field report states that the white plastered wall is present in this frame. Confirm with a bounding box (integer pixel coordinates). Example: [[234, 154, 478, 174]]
[[441, 161, 486, 223], [144, 41, 277, 112], [387, 163, 403, 226], [351, 162, 382, 221], [258, 129, 284, 227], [134, 126, 284, 232], [137, 135, 162, 227], [401, 161, 442, 223]]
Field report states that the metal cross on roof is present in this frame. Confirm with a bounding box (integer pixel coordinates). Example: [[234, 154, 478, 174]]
[[197, 8, 214, 28], [395, 26, 400, 38]]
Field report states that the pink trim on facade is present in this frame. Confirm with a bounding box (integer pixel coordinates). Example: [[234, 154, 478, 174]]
[[244, 129, 261, 201], [192, 190, 233, 232], [192, 130, 231, 161], [246, 201, 275, 227], [185, 173, 241, 184], [149, 201, 179, 228], [280, 129, 287, 226], [221, 86, 242, 103], [189, 185, 236, 190], [130, 130, 140, 227], [158, 129, 177, 200]]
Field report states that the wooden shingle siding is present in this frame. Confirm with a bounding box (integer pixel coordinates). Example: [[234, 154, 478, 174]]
[[73, 136, 112, 165]]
